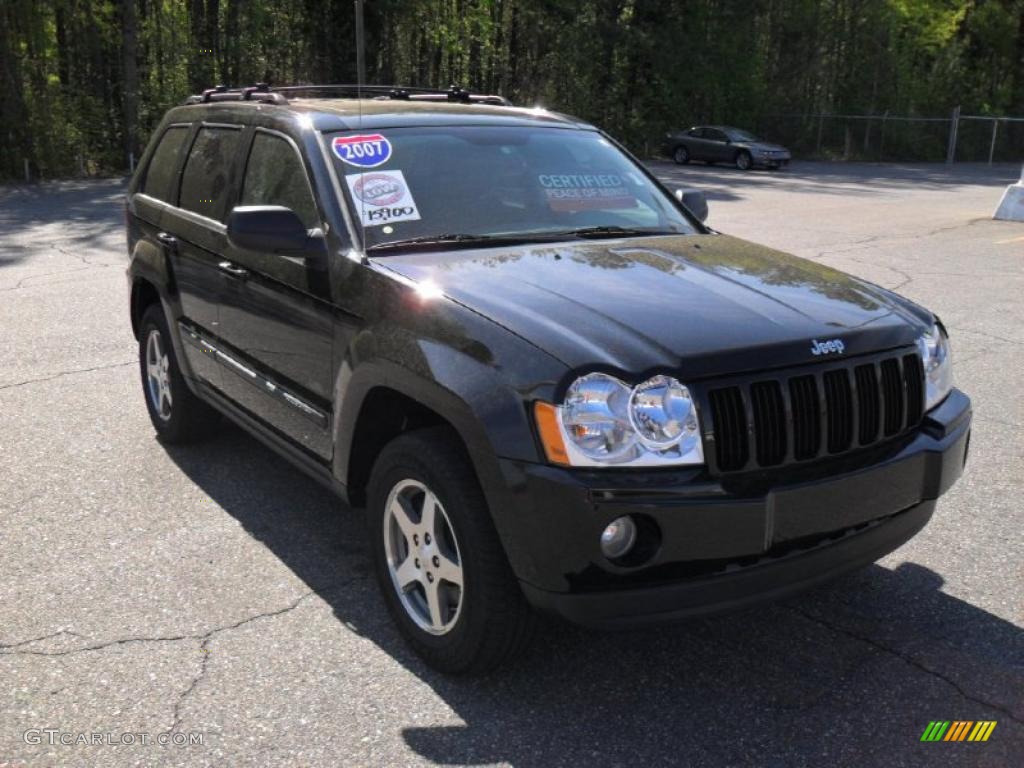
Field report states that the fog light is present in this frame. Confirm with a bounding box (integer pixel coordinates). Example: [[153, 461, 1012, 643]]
[[600, 516, 637, 560]]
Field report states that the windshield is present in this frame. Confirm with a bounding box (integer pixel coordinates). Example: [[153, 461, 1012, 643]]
[[325, 126, 698, 251], [726, 128, 760, 142]]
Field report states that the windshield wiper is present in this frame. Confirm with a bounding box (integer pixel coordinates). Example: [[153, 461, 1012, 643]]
[[368, 233, 485, 252], [367, 231, 574, 253], [366, 227, 683, 253], [557, 225, 682, 239]]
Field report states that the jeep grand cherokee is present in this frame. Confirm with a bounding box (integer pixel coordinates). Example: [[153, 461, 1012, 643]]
[[125, 84, 971, 674]]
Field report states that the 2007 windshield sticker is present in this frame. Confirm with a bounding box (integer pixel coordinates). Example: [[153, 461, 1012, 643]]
[[332, 134, 392, 168], [345, 170, 421, 226]]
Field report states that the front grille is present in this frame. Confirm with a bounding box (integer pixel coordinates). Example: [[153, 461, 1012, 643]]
[[823, 369, 854, 453], [707, 350, 925, 473], [789, 374, 820, 461], [751, 381, 786, 466], [708, 387, 749, 471]]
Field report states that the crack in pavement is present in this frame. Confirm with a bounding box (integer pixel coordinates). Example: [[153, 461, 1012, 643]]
[[813, 218, 986, 264], [811, 246, 917, 291], [0, 264, 116, 293], [786, 605, 1024, 725], [0, 579, 363, 738], [171, 636, 213, 734], [0, 361, 135, 391], [52, 241, 120, 268], [165, 579, 358, 732], [946, 326, 1024, 347], [0, 265, 96, 293], [0, 630, 82, 650], [0, 242, 120, 293], [0, 587, 340, 659], [846, 256, 915, 291]]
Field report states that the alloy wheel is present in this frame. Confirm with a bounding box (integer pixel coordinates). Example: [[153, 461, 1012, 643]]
[[145, 329, 173, 421], [383, 478, 464, 635]]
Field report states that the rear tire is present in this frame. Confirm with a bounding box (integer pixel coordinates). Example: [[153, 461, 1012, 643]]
[[735, 150, 753, 171], [672, 146, 690, 165], [138, 304, 218, 444], [366, 427, 534, 674]]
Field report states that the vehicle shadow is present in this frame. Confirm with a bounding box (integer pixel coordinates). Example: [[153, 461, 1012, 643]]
[[161, 424, 1023, 767]]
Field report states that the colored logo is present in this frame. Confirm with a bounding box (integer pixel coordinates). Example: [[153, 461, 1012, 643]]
[[332, 134, 392, 168], [351, 173, 404, 206], [920, 721, 997, 742]]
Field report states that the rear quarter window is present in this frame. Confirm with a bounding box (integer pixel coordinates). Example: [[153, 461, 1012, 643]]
[[141, 126, 190, 203], [179, 126, 243, 222]]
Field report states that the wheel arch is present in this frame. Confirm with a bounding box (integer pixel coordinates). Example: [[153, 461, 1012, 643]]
[[333, 357, 546, 586], [127, 242, 193, 383], [334, 361, 513, 504], [130, 278, 161, 339], [344, 384, 456, 507], [128, 234, 179, 332]]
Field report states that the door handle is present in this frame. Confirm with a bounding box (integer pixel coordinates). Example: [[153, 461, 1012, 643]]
[[156, 232, 177, 250], [218, 260, 249, 278]]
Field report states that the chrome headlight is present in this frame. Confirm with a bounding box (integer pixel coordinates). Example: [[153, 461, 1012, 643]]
[[535, 373, 704, 467], [917, 323, 953, 411], [562, 373, 636, 462]]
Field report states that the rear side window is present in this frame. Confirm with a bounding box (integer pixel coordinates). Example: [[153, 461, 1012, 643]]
[[240, 132, 319, 229], [142, 126, 190, 203], [179, 126, 242, 222]]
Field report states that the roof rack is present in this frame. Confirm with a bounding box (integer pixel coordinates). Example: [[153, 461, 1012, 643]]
[[182, 83, 508, 106]]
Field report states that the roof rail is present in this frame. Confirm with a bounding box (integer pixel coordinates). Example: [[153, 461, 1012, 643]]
[[182, 82, 287, 105], [182, 83, 508, 106]]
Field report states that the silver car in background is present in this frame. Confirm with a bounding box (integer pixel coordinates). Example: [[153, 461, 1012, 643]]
[[664, 125, 792, 170]]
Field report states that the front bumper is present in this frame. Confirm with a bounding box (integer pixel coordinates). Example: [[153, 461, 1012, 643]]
[[497, 389, 970, 628], [755, 155, 790, 168]]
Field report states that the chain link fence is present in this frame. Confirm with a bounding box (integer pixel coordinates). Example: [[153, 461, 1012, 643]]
[[11, 106, 1024, 181], [756, 110, 1024, 164]]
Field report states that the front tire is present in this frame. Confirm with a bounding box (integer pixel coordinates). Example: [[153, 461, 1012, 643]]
[[366, 427, 534, 674], [672, 145, 690, 165], [735, 150, 753, 171], [138, 304, 218, 443]]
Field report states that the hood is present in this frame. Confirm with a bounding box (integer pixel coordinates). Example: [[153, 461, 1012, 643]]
[[374, 234, 931, 379]]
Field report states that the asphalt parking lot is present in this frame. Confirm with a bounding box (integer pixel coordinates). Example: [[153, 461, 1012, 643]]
[[1, 161, 1022, 767]]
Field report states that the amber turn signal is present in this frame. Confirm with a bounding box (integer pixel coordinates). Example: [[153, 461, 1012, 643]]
[[533, 401, 570, 466]]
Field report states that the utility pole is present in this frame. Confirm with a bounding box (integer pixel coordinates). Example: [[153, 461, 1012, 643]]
[[355, 0, 366, 87], [945, 105, 960, 164], [987, 119, 999, 166]]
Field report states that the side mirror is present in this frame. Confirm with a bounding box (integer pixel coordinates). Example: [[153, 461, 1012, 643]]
[[227, 205, 322, 257], [675, 188, 708, 222]]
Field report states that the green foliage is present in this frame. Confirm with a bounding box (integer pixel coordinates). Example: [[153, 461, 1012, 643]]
[[0, 0, 1022, 178]]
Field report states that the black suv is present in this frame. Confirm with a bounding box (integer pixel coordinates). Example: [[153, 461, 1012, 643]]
[[126, 84, 970, 674]]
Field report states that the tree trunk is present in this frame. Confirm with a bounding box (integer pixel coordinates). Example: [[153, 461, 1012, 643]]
[[0, 3, 33, 177], [188, 0, 214, 91], [224, 0, 242, 86], [122, 0, 139, 164]]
